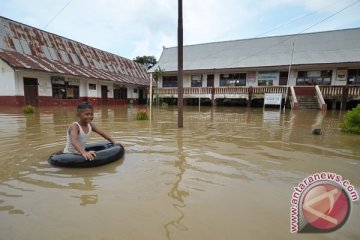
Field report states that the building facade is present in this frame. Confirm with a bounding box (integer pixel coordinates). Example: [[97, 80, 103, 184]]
[[150, 28, 360, 109], [0, 16, 149, 107]]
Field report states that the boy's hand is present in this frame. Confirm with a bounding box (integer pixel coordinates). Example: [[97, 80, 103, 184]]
[[81, 151, 96, 161]]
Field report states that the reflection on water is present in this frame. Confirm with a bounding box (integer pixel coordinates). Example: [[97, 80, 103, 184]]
[[0, 105, 359, 240], [164, 129, 188, 239]]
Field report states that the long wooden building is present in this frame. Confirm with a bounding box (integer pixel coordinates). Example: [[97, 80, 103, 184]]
[[150, 28, 360, 110], [0, 16, 150, 107]]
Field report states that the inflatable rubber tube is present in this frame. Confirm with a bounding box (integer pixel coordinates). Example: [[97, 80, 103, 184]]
[[48, 142, 125, 168]]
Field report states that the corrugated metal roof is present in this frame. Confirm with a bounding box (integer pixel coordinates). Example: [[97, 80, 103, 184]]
[[0, 16, 149, 86], [150, 28, 360, 72]]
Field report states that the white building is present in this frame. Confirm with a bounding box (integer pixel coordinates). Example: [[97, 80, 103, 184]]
[[150, 28, 360, 109], [0, 16, 149, 107]]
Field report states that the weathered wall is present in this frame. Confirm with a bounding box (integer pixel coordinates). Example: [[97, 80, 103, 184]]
[[0, 59, 16, 95]]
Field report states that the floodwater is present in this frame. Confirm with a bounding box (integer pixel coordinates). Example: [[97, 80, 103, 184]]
[[0, 105, 359, 240]]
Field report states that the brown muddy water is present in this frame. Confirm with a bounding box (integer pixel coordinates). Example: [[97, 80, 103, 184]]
[[0, 105, 359, 240]]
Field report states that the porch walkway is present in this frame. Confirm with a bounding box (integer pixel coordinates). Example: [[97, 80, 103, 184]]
[[153, 86, 360, 110]]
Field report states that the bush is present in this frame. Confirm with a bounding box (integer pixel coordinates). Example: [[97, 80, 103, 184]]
[[341, 104, 360, 134], [23, 105, 35, 114], [136, 109, 148, 120]]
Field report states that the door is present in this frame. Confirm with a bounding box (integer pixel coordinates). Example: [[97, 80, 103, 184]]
[[207, 74, 214, 87], [101, 85, 108, 105], [139, 88, 144, 104], [23, 78, 39, 106], [279, 71, 288, 85]]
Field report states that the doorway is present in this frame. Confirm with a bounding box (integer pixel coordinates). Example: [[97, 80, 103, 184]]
[[23, 78, 39, 106], [139, 88, 145, 104], [207, 74, 214, 87], [101, 85, 108, 105], [279, 71, 288, 86]]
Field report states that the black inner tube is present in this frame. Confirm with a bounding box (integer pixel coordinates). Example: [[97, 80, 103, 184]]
[[48, 142, 125, 168]]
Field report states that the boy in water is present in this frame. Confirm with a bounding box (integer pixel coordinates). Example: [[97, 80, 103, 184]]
[[63, 102, 117, 161]]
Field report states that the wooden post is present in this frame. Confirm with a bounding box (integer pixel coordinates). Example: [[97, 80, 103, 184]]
[[331, 100, 337, 110], [211, 86, 215, 106], [248, 86, 253, 108], [177, 0, 184, 128], [149, 75, 152, 120], [341, 86, 349, 111], [198, 87, 201, 110]]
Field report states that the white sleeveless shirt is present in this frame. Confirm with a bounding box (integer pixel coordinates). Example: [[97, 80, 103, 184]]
[[63, 122, 92, 154]]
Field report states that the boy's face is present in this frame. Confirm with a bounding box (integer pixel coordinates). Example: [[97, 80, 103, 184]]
[[78, 108, 94, 123]]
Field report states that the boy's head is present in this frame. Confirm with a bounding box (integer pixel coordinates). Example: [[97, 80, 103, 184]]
[[77, 102, 93, 113], [77, 102, 94, 123]]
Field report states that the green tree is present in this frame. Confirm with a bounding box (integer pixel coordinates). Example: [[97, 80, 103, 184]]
[[152, 66, 165, 83], [133, 55, 157, 69], [152, 66, 165, 106]]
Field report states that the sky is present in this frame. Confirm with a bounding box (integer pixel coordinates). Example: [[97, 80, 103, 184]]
[[0, 0, 360, 60]]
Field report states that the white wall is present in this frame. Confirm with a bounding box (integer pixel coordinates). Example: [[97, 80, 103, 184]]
[[107, 84, 113, 98], [288, 70, 297, 86], [246, 72, 257, 87], [331, 68, 347, 86], [127, 85, 139, 99], [3, 68, 143, 100], [156, 68, 357, 89], [88, 81, 99, 98], [273, 73, 280, 86], [16, 70, 93, 97], [159, 69, 345, 88], [202, 74, 207, 87], [15, 71, 53, 96], [214, 74, 220, 87], [80, 80, 88, 97], [0, 59, 16, 95], [183, 74, 191, 87]]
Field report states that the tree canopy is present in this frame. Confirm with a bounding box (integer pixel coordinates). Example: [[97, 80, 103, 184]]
[[133, 55, 157, 69], [152, 66, 165, 82]]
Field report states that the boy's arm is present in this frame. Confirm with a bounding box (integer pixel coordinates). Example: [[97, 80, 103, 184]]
[[91, 123, 117, 144], [69, 123, 95, 160]]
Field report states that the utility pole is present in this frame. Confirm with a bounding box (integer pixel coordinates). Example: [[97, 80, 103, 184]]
[[177, 0, 184, 128], [284, 40, 295, 110], [149, 73, 152, 120]]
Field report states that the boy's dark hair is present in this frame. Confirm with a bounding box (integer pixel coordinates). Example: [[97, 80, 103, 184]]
[[77, 102, 93, 113]]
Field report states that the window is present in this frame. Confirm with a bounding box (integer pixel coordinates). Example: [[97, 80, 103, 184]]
[[348, 69, 360, 85], [113, 85, 127, 100], [134, 88, 138, 93], [296, 71, 306, 85], [220, 73, 246, 86], [296, 70, 332, 85], [322, 70, 332, 85], [257, 71, 277, 86], [89, 83, 97, 90], [258, 80, 273, 86], [162, 76, 177, 88], [51, 76, 79, 99], [191, 75, 202, 87]]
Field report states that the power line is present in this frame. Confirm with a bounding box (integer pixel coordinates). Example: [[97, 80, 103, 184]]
[[255, 0, 349, 38], [225, 0, 360, 68], [43, 0, 73, 29], [298, 0, 360, 34]]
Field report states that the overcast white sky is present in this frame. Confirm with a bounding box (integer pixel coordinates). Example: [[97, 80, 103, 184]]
[[1, 0, 360, 60]]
